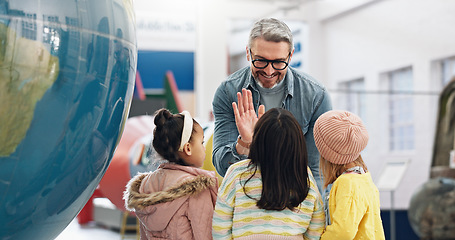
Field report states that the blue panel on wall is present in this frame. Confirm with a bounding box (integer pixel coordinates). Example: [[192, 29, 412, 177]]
[[381, 210, 419, 240], [137, 50, 194, 91]]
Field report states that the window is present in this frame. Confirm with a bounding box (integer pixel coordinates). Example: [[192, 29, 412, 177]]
[[21, 13, 37, 40], [42, 15, 61, 55], [338, 79, 366, 119], [388, 67, 414, 151], [441, 57, 455, 87]]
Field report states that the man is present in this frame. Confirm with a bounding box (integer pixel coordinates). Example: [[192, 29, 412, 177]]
[[212, 18, 332, 194]]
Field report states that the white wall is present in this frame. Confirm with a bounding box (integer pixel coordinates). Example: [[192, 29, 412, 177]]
[[195, 0, 281, 121], [195, 0, 228, 121], [133, 0, 455, 209], [320, 0, 455, 209]]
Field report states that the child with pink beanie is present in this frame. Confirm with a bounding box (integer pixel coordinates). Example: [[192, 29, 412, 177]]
[[314, 110, 385, 239]]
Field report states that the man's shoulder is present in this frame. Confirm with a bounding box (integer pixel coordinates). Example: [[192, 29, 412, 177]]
[[223, 66, 250, 85], [214, 67, 250, 98], [289, 67, 326, 90]]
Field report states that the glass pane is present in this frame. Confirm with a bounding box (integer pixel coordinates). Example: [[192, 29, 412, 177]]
[[272, 62, 287, 69], [442, 57, 455, 87], [388, 67, 414, 151], [339, 79, 365, 119], [253, 60, 268, 68]]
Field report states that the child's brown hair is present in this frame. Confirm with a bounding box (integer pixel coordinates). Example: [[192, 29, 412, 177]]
[[320, 156, 369, 188]]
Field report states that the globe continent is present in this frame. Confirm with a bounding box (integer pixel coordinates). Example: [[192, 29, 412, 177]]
[[0, 0, 137, 239]]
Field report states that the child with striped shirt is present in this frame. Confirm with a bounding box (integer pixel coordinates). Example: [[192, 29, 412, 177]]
[[212, 107, 325, 239]]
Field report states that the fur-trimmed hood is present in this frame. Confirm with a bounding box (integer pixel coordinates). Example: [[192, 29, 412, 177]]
[[124, 171, 216, 211]]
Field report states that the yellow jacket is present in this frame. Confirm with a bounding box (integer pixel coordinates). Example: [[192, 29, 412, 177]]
[[321, 172, 385, 240]]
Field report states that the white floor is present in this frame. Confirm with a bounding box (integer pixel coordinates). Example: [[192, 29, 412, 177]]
[[55, 218, 138, 240]]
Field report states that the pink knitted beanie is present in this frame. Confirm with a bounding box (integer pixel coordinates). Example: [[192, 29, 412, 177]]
[[314, 110, 369, 165]]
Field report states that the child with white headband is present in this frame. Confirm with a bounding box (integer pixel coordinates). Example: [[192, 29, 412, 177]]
[[124, 108, 218, 240]]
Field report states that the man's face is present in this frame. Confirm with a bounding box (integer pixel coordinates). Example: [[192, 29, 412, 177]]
[[247, 38, 293, 88]]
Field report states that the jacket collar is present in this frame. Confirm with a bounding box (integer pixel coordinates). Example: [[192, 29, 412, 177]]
[[124, 171, 216, 211], [243, 66, 295, 98]]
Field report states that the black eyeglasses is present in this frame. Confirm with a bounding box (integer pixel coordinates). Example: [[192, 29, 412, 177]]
[[249, 49, 291, 70]]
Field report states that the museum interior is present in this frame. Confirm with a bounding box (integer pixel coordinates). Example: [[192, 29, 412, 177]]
[[1, 0, 455, 239]]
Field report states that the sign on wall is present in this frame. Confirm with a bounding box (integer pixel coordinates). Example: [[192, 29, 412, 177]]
[[134, 1, 197, 91]]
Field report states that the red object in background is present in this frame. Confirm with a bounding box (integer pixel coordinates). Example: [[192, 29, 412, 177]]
[[77, 188, 104, 225], [165, 71, 183, 112], [134, 71, 146, 100], [98, 115, 156, 211]]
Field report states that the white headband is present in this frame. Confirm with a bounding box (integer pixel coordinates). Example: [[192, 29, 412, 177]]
[[178, 111, 193, 152]]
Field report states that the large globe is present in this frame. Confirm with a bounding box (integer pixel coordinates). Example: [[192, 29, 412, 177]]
[[0, 0, 137, 239]]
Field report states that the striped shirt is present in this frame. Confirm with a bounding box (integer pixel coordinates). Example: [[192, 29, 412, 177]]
[[212, 159, 325, 240]]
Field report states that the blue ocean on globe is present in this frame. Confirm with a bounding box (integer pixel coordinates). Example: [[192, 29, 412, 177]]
[[0, 0, 137, 239]]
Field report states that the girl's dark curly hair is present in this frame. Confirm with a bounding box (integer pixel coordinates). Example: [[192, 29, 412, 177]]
[[152, 108, 197, 165]]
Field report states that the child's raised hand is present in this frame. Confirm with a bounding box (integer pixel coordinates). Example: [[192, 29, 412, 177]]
[[232, 88, 265, 143], [257, 103, 265, 119]]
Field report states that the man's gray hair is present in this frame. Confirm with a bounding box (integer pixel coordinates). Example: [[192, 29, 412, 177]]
[[248, 18, 294, 52]]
